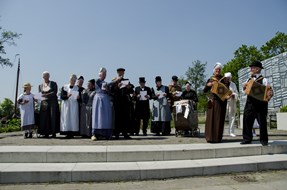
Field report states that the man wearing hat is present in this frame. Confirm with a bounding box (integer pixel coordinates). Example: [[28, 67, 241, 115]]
[[241, 60, 273, 146], [111, 68, 134, 139], [151, 76, 172, 136], [168, 75, 182, 111], [134, 77, 152, 136], [224, 72, 239, 137]]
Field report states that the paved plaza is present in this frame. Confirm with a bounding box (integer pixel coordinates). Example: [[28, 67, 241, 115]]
[[1, 123, 287, 146]]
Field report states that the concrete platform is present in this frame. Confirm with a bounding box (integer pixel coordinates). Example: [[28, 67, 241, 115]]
[[1, 154, 287, 184], [1, 140, 287, 163]]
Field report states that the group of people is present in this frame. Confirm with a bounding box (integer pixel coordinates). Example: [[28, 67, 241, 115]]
[[204, 60, 273, 146], [17, 67, 198, 140], [18, 60, 273, 145]]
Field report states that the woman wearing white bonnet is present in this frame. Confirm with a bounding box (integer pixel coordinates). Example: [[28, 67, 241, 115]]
[[38, 71, 60, 138], [91, 67, 114, 140], [99, 67, 107, 74], [42, 71, 49, 77], [224, 72, 239, 137], [60, 74, 80, 138], [213, 62, 222, 73], [70, 74, 77, 81], [203, 62, 230, 143]]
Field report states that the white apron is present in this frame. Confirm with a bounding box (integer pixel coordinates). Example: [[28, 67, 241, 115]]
[[60, 84, 79, 132]]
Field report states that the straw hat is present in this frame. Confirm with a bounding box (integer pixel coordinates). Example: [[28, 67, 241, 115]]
[[23, 83, 32, 88]]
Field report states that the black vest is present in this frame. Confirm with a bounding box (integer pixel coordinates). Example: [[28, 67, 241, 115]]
[[246, 75, 268, 112]]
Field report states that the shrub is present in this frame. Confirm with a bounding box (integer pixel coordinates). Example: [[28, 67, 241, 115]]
[[280, 105, 287, 112], [0, 118, 21, 133]]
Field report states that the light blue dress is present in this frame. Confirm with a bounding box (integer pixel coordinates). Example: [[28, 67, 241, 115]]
[[92, 79, 114, 138]]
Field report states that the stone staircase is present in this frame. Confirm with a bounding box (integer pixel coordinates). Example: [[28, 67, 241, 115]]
[[1, 140, 287, 184]]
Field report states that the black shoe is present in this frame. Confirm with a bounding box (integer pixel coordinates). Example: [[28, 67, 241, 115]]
[[154, 133, 160, 136], [240, 141, 251, 145], [51, 134, 56, 138], [114, 135, 119, 140], [64, 135, 72, 139], [24, 132, 28, 139], [28, 132, 33, 138], [261, 141, 268, 146], [124, 135, 132, 139], [143, 133, 147, 136]]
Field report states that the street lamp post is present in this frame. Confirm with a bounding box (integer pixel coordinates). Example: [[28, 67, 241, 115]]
[[14, 54, 20, 116]]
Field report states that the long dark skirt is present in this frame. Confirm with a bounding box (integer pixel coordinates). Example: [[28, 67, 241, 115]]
[[80, 106, 92, 137], [38, 100, 60, 136], [205, 98, 227, 143]]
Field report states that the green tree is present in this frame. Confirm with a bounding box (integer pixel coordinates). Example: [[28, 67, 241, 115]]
[[177, 75, 186, 90], [0, 26, 22, 67], [197, 91, 208, 112], [261, 31, 287, 60], [185, 60, 207, 92], [0, 98, 14, 118], [222, 45, 263, 87]]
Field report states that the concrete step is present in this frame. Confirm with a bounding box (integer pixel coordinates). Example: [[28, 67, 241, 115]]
[[1, 154, 287, 184], [1, 140, 287, 163]]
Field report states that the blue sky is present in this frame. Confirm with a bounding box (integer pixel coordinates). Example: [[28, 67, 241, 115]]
[[0, 0, 286, 102]]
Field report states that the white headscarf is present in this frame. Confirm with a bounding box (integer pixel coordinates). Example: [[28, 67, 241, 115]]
[[42, 71, 50, 77], [224, 72, 232, 78], [98, 67, 107, 74], [213, 62, 223, 73], [70, 74, 77, 81]]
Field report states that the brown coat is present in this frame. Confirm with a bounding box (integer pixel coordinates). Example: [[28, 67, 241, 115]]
[[203, 75, 229, 143], [168, 84, 182, 111]]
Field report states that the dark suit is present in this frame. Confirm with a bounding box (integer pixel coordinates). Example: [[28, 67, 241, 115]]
[[243, 75, 269, 143], [134, 86, 152, 135], [112, 78, 134, 138]]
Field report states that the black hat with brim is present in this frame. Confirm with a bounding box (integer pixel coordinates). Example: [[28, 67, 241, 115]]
[[155, 76, 162, 82], [139, 77, 146, 83], [88, 79, 95, 86], [117, 68, 125, 72], [78, 76, 84, 80], [172, 75, 178, 81], [249, 61, 264, 69]]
